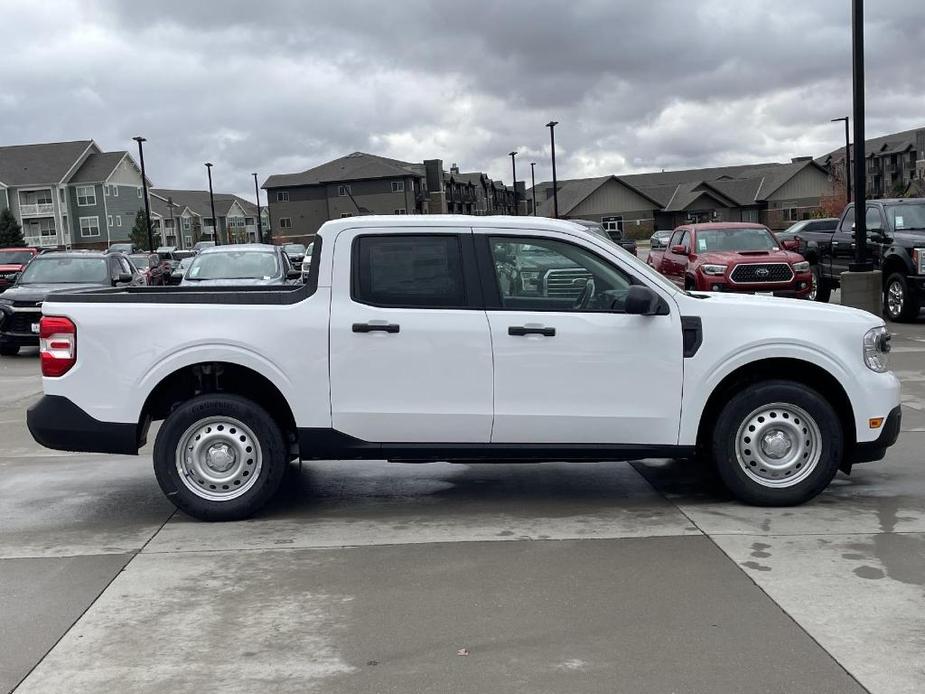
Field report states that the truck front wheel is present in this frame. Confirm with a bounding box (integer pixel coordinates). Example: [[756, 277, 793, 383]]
[[884, 273, 921, 322], [153, 394, 288, 521], [711, 380, 842, 506], [809, 265, 830, 302]]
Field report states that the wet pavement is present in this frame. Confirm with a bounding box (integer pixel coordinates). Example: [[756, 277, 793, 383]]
[[2, 316, 924, 693]]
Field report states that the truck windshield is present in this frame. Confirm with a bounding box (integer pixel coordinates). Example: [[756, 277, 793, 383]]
[[0, 250, 34, 265], [695, 228, 778, 252], [284, 244, 306, 255], [886, 204, 925, 231], [186, 251, 279, 280], [18, 257, 108, 284]]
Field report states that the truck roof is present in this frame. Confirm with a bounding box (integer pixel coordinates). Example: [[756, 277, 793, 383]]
[[677, 222, 771, 232], [316, 214, 589, 240]]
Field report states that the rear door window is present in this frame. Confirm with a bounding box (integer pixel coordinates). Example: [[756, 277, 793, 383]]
[[353, 235, 468, 308]]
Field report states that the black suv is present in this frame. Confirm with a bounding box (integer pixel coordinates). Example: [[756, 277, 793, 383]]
[[0, 251, 143, 355]]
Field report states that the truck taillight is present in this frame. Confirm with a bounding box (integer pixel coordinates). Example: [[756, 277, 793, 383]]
[[40, 316, 76, 377]]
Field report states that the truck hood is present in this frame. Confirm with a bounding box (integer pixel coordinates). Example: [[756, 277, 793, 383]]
[[0, 264, 26, 272], [695, 249, 802, 264], [1, 283, 105, 304], [687, 290, 880, 326]]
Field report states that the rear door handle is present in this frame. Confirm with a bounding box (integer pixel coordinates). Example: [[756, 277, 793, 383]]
[[508, 325, 556, 337], [353, 322, 400, 334]]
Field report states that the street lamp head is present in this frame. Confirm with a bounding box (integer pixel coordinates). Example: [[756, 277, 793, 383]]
[[509, 151, 517, 158], [546, 121, 558, 128], [132, 136, 146, 143], [205, 162, 213, 168], [831, 116, 849, 123]]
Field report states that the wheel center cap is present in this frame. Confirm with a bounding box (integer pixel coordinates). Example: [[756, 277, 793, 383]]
[[206, 443, 236, 472], [760, 430, 792, 459]]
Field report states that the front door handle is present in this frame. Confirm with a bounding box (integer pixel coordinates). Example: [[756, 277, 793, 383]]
[[508, 325, 556, 337], [353, 322, 400, 334]]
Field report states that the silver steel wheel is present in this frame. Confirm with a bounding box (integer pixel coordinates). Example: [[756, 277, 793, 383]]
[[734, 403, 822, 488], [887, 280, 904, 318], [175, 416, 263, 501]]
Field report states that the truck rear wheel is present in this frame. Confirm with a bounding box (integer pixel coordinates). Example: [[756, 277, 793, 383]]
[[884, 272, 921, 322], [153, 394, 288, 521], [711, 380, 842, 506]]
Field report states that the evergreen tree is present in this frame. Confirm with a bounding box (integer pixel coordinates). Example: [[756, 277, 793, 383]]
[[0, 208, 25, 247], [130, 209, 151, 251]]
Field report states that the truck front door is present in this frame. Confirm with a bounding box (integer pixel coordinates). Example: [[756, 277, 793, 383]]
[[329, 228, 493, 443], [478, 231, 683, 445]]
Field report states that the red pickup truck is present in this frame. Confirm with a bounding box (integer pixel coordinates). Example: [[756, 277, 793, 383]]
[[0, 247, 38, 293], [646, 223, 812, 297]]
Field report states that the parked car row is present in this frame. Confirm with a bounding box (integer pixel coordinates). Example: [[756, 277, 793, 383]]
[[0, 242, 311, 355]]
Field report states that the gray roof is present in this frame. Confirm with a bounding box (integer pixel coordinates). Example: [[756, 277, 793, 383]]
[[0, 140, 94, 186], [263, 151, 424, 188], [817, 126, 925, 165], [69, 151, 129, 183], [534, 175, 665, 217], [151, 189, 259, 218]]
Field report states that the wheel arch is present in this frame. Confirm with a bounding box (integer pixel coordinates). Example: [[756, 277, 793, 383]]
[[881, 252, 911, 280], [140, 361, 298, 452], [694, 357, 855, 454]]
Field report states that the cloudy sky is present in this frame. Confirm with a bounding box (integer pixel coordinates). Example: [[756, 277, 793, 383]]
[[1, 0, 923, 200]]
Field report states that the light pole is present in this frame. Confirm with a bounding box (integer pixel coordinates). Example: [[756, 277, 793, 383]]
[[132, 136, 154, 251], [167, 196, 177, 248], [530, 162, 537, 215], [831, 116, 852, 202], [546, 121, 559, 218], [253, 172, 265, 243], [509, 151, 518, 216], [205, 163, 220, 245]]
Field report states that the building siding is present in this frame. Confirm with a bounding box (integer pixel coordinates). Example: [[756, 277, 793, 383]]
[[767, 167, 831, 201], [570, 180, 656, 217], [69, 183, 110, 245]]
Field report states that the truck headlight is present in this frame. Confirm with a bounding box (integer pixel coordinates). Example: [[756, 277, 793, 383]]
[[701, 264, 727, 276], [863, 326, 891, 373], [913, 248, 925, 274], [792, 261, 810, 272]]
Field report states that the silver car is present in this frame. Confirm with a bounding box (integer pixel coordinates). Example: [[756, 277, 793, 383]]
[[180, 244, 299, 287]]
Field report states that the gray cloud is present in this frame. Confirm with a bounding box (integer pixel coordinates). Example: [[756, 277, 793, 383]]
[[1, 0, 923, 200]]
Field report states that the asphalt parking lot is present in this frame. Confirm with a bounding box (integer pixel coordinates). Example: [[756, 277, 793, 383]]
[[1, 305, 924, 693]]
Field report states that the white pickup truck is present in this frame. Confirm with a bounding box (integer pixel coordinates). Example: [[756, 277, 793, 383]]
[[27, 216, 901, 520]]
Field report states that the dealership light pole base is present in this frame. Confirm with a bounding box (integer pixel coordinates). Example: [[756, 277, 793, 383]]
[[840, 270, 882, 317]]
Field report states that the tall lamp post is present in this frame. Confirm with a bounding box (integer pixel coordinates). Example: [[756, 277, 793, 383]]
[[530, 162, 537, 215], [167, 197, 177, 248], [831, 116, 852, 202], [253, 172, 265, 243], [132, 136, 154, 252], [205, 163, 220, 245], [546, 121, 559, 218], [509, 151, 518, 215], [840, 0, 880, 316]]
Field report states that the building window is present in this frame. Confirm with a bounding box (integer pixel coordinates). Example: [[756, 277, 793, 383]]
[[204, 218, 214, 227], [602, 216, 624, 233], [338, 185, 351, 197], [76, 185, 96, 206], [742, 209, 760, 223], [279, 217, 292, 229], [276, 191, 289, 202], [136, 187, 142, 198], [341, 213, 353, 218], [183, 218, 191, 229], [104, 185, 110, 197], [165, 219, 175, 229], [79, 216, 100, 237], [393, 208, 407, 215], [107, 215, 113, 226], [245, 217, 254, 226], [112, 185, 119, 197], [116, 216, 123, 227], [185, 235, 192, 246], [782, 208, 798, 222], [391, 180, 405, 193]]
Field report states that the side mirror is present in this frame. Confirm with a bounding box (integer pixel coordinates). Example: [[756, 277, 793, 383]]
[[623, 285, 660, 315], [671, 244, 688, 255], [286, 269, 302, 280], [115, 273, 132, 284]]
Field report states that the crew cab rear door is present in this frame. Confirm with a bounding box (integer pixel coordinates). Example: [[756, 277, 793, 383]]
[[476, 229, 683, 445], [329, 227, 493, 443]]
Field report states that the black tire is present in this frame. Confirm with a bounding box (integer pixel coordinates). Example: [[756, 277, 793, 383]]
[[711, 380, 843, 506], [153, 394, 288, 521], [0, 343, 20, 356], [883, 272, 921, 323], [809, 265, 830, 303]]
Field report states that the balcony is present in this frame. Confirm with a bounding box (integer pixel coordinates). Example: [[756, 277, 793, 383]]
[[23, 234, 58, 248], [20, 203, 54, 217]]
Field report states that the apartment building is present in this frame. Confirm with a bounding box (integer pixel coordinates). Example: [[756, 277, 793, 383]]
[[150, 189, 269, 249], [530, 158, 834, 236], [817, 126, 925, 199], [0, 140, 150, 248], [263, 152, 519, 243]]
